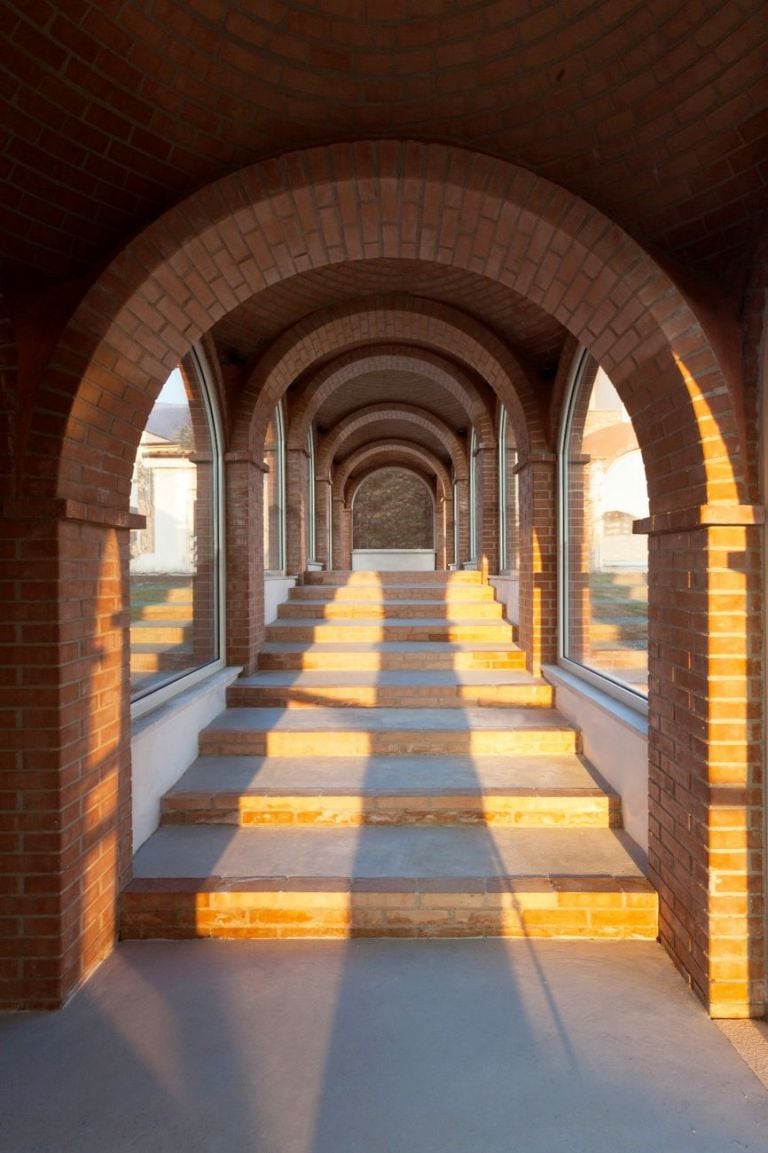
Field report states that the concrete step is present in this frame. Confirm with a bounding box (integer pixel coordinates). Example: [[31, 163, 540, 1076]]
[[291, 584, 497, 602], [228, 669, 552, 708], [130, 644, 193, 672], [131, 602, 193, 622], [161, 752, 620, 827], [198, 706, 580, 757], [277, 600, 504, 620], [130, 621, 193, 645], [303, 570, 483, 585], [257, 642, 526, 671], [265, 620, 515, 644], [122, 825, 656, 940]]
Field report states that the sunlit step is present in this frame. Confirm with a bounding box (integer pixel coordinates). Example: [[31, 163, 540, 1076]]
[[277, 600, 504, 620], [199, 706, 580, 757], [130, 621, 193, 645], [257, 642, 526, 672], [290, 584, 497, 602], [303, 570, 483, 585], [130, 643, 193, 672], [228, 669, 552, 708], [123, 825, 656, 941], [265, 620, 515, 643], [161, 752, 619, 827], [131, 602, 194, 622]]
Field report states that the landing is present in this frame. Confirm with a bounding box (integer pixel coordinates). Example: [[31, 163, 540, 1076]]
[[2, 940, 765, 1153]]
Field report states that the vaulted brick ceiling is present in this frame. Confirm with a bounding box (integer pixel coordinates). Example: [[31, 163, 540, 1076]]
[[3, 0, 766, 305], [311, 369, 471, 435]]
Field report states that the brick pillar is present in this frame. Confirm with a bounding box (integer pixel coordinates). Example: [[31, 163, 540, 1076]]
[[315, 478, 331, 569], [0, 500, 135, 1009], [476, 444, 499, 576], [436, 497, 447, 570], [331, 497, 345, 569], [189, 453, 217, 667], [641, 508, 765, 1018], [517, 453, 557, 674], [285, 447, 307, 576], [445, 492, 456, 568], [225, 453, 265, 673], [340, 503, 352, 569]]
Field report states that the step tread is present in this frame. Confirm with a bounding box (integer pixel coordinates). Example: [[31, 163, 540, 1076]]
[[270, 617, 510, 626], [236, 670, 543, 687], [203, 706, 576, 733], [260, 642, 522, 653], [167, 753, 611, 797], [132, 824, 646, 882]]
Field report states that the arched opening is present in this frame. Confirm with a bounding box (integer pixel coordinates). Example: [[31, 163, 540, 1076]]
[[351, 466, 436, 571]]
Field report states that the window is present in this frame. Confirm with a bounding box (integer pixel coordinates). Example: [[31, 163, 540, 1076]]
[[263, 403, 286, 573], [560, 355, 648, 700], [469, 427, 478, 562], [498, 407, 519, 571], [130, 350, 222, 700]]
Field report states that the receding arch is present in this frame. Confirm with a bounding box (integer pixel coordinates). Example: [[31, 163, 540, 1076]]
[[285, 342, 495, 453], [317, 403, 467, 483], [336, 441, 452, 505]]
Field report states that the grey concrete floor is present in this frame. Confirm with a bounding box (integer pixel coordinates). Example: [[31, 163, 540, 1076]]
[[1, 940, 767, 1153]]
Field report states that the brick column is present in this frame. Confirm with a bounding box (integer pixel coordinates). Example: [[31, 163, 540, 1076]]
[[225, 453, 266, 673], [0, 499, 137, 1009], [331, 496, 345, 569], [564, 455, 592, 664], [476, 444, 499, 576], [436, 496, 447, 570], [315, 478, 332, 569], [639, 506, 765, 1018], [285, 447, 307, 576], [517, 453, 557, 674]]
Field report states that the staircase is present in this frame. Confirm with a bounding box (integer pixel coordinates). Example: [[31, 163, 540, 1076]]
[[122, 570, 657, 941]]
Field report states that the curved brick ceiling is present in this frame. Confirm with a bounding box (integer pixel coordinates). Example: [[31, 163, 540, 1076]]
[[330, 418, 453, 465], [2, 0, 766, 298], [311, 370, 474, 434], [216, 261, 567, 374]]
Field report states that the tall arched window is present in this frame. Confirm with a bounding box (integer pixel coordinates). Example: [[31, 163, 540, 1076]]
[[263, 403, 286, 573], [129, 347, 223, 703], [498, 407, 519, 571], [560, 353, 649, 701]]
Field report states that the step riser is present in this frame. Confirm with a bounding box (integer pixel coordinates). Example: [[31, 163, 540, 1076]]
[[199, 731, 580, 757], [266, 625, 515, 643], [257, 652, 527, 671], [162, 795, 619, 828], [278, 603, 503, 620], [122, 886, 657, 940], [228, 685, 553, 708]]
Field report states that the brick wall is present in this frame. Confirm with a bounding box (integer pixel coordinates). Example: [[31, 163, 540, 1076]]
[[352, 468, 435, 550]]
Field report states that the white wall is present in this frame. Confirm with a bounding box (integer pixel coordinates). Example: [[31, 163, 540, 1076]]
[[491, 572, 519, 625], [265, 574, 297, 623], [543, 664, 648, 854], [352, 549, 436, 571], [131, 667, 240, 851]]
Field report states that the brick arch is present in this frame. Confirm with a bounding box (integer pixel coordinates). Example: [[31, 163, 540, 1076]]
[[46, 140, 747, 517], [285, 342, 495, 454], [317, 403, 467, 483], [238, 295, 540, 466], [347, 465, 437, 510], [336, 441, 452, 506]]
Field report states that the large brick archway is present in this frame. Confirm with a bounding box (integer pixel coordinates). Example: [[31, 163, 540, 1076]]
[[3, 141, 760, 1016]]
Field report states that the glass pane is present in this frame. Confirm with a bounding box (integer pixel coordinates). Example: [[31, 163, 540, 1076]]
[[565, 365, 648, 695], [130, 361, 218, 697]]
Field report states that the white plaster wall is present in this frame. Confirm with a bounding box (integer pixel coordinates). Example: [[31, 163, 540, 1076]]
[[352, 549, 436, 571], [265, 574, 297, 623], [543, 664, 648, 854], [491, 573, 519, 625], [131, 667, 240, 852]]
